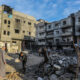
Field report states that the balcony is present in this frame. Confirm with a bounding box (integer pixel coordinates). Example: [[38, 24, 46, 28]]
[[46, 28, 53, 32], [38, 34, 46, 39], [60, 17, 72, 28], [38, 42, 46, 45], [38, 29, 45, 33], [59, 41, 73, 46], [46, 35, 53, 38], [53, 41, 73, 46], [38, 36, 45, 40], [54, 34, 61, 37], [61, 25, 72, 29], [61, 32, 72, 36], [24, 36, 35, 41]]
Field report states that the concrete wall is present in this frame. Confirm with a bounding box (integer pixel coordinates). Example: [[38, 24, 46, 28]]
[[75, 11, 80, 36], [0, 5, 37, 53]]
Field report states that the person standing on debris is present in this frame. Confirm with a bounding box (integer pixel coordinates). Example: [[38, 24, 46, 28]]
[[42, 47, 48, 63], [39, 47, 48, 68], [47, 47, 51, 56], [19, 52, 27, 73], [38, 48, 42, 56], [0, 46, 6, 79]]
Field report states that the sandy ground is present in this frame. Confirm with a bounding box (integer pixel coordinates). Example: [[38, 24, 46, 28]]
[[6, 53, 44, 80]]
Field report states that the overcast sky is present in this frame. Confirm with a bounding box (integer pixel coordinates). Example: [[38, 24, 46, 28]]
[[0, 0, 80, 22]]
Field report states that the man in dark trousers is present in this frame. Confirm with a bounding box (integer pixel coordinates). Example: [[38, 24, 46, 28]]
[[19, 52, 27, 73], [39, 47, 48, 68]]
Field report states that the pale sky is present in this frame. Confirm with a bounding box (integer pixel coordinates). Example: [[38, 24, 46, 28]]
[[0, 0, 80, 22]]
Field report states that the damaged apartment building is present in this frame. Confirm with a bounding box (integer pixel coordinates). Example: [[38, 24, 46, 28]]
[[36, 11, 80, 49], [0, 5, 38, 53]]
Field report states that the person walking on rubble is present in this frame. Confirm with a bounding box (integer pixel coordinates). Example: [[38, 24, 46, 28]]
[[47, 47, 51, 56], [0, 46, 6, 80], [19, 52, 27, 73], [38, 48, 42, 56], [39, 47, 48, 68]]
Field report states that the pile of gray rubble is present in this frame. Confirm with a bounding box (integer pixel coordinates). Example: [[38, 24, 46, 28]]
[[37, 54, 78, 80]]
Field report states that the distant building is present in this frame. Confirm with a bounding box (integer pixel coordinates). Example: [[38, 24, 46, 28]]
[[35, 19, 48, 47], [36, 11, 80, 49], [0, 5, 38, 53], [1, 4, 80, 52]]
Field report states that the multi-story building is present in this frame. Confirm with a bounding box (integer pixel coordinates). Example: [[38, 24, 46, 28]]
[[46, 23, 54, 47], [57, 16, 73, 47], [35, 19, 48, 47], [36, 11, 80, 49], [0, 5, 37, 53], [75, 11, 80, 36]]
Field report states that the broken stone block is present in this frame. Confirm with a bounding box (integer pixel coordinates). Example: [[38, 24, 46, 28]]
[[55, 70, 64, 76], [37, 77, 43, 80], [49, 74, 58, 80], [53, 64, 61, 70], [58, 60, 63, 64], [44, 76, 49, 80], [59, 73, 75, 80]]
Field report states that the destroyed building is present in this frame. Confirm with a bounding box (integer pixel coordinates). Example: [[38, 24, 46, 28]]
[[36, 11, 80, 49], [0, 4, 80, 53], [35, 19, 49, 47], [0, 5, 38, 53]]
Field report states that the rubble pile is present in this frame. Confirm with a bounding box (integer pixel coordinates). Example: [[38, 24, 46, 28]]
[[6, 72, 22, 80], [37, 54, 77, 80]]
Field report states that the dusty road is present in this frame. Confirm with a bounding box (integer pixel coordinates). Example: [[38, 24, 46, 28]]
[[6, 53, 44, 80]]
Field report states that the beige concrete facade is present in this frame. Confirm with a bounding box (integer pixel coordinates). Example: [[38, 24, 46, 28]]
[[0, 5, 38, 53]]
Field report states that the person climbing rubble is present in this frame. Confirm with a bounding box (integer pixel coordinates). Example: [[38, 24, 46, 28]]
[[39, 47, 49, 68], [19, 52, 27, 73], [38, 48, 42, 56]]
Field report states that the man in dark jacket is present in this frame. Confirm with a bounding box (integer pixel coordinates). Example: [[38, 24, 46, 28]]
[[19, 52, 27, 73]]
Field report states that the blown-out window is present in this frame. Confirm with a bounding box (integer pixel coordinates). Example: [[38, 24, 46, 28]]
[[8, 20, 10, 24], [7, 31, 10, 35], [63, 21, 66, 25], [3, 31, 6, 35], [28, 22, 31, 25], [15, 29, 20, 33], [4, 20, 7, 24]]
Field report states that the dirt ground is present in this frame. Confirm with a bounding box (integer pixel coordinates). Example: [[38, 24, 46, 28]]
[[6, 53, 44, 80]]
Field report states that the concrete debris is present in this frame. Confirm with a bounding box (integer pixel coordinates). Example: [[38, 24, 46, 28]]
[[36, 54, 77, 80], [43, 76, 49, 80], [59, 73, 75, 80], [53, 64, 61, 70], [37, 77, 43, 80], [58, 60, 63, 64], [49, 54, 77, 68], [55, 70, 64, 76], [6, 53, 77, 80], [6, 72, 22, 80], [49, 74, 58, 80]]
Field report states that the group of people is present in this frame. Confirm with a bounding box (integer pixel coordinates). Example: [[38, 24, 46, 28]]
[[0, 46, 27, 80], [0, 45, 52, 79]]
